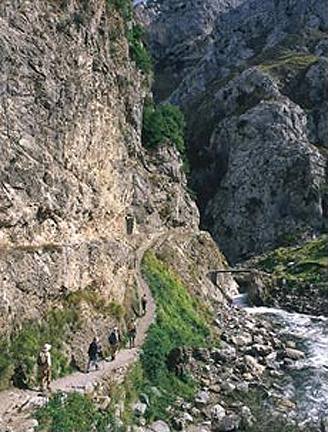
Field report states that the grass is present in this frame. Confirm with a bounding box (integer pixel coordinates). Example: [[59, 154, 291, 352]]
[[128, 25, 153, 74], [66, 287, 125, 320], [257, 235, 328, 293], [35, 392, 122, 432], [0, 308, 79, 390], [107, 0, 132, 21], [257, 51, 318, 81], [128, 251, 212, 421]]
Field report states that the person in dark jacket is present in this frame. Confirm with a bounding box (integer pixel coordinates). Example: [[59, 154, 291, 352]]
[[86, 337, 102, 373]]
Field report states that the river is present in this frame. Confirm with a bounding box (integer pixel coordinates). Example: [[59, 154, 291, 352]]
[[234, 293, 328, 426]]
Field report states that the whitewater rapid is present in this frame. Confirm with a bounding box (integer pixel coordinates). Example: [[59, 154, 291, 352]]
[[235, 293, 328, 423]]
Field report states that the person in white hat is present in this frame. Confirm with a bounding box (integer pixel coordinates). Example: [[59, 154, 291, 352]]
[[37, 343, 52, 392]]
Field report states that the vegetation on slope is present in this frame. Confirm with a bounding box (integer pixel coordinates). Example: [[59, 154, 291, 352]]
[[256, 235, 328, 312], [258, 51, 318, 82], [142, 103, 186, 154], [107, 0, 153, 73], [129, 251, 212, 421], [0, 308, 78, 391], [0, 286, 124, 390], [257, 235, 328, 286], [116, 251, 213, 423], [36, 393, 119, 432], [35, 252, 213, 430]]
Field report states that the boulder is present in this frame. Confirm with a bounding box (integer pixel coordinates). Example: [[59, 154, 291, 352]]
[[193, 348, 211, 362], [140, 393, 150, 406], [210, 404, 226, 421], [149, 421, 171, 432], [182, 413, 194, 423], [235, 381, 249, 393], [244, 355, 266, 375], [231, 334, 253, 347], [321, 416, 328, 432], [209, 384, 221, 394], [212, 414, 241, 432], [134, 402, 148, 417], [240, 406, 254, 428], [283, 348, 305, 361], [248, 344, 273, 357], [195, 390, 210, 407], [211, 345, 237, 363], [220, 382, 236, 394]]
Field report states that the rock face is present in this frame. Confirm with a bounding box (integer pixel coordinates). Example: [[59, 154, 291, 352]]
[[142, 0, 328, 262], [0, 1, 198, 356], [0, 0, 238, 387], [0, 0, 142, 336]]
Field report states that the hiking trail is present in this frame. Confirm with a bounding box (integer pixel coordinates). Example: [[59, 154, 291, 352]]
[[0, 232, 167, 432]]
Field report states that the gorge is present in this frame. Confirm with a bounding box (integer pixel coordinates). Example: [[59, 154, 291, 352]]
[[0, 0, 328, 431]]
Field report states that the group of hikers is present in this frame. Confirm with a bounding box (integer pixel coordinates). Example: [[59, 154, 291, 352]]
[[36, 294, 148, 392]]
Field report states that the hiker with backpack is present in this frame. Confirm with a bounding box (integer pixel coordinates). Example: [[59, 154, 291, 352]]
[[37, 343, 52, 392], [127, 320, 137, 348], [86, 336, 102, 373], [108, 326, 120, 360]]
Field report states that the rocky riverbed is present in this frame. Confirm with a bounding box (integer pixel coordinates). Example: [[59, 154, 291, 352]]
[[133, 297, 328, 432]]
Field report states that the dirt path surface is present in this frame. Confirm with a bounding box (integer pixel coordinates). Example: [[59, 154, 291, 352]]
[[0, 233, 162, 432]]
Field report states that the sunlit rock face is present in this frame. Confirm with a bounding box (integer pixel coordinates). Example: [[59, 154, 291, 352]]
[[0, 2, 237, 378], [0, 0, 202, 338]]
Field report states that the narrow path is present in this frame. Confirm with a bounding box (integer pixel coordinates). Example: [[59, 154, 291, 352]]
[[0, 233, 162, 431]]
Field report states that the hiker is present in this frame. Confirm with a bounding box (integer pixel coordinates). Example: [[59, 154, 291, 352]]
[[12, 363, 28, 389], [37, 343, 52, 392], [125, 213, 134, 235], [141, 294, 147, 316], [108, 326, 120, 360], [127, 320, 137, 348], [86, 336, 102, 373]]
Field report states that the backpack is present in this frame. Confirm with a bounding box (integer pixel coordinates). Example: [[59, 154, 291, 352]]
[[128, 322, 136, 334], [108, 332, 118, 345], [37, 352, 48, 367]]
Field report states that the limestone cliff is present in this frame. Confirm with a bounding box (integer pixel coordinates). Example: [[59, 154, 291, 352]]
[[142, 0, 328, 262], [0, 0, 234, 387]]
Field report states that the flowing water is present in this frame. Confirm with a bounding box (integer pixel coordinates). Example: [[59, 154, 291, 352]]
[[235, 294, 328, 423]]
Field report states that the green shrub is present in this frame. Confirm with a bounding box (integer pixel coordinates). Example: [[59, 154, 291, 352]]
[[36, 392, 121, 432], [128, 25, 153, 74], [141, 253, 210, 381], [142, 104, 186, 155]]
